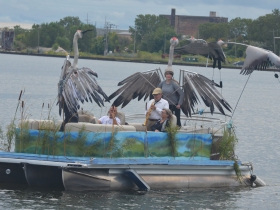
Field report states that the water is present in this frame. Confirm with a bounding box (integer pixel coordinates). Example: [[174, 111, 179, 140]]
[[0, 54, 280, 209]]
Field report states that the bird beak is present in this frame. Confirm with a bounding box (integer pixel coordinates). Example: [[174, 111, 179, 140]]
[[82, 29, 93, 34]]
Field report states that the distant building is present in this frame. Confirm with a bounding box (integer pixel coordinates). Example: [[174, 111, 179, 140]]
[[96, 28, 130, 37], [160, 9, 228, 37], [0, 29, 14, 50]]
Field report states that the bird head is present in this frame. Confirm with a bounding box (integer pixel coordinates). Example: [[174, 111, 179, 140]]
[[217, 39, 225, 46], [170, 37, 179, 47], [189, 36, 196, 43], [75, 29, 93, 39]]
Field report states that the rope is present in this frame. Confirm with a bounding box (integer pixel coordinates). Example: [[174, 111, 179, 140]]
[[231, 73, 252, 119]]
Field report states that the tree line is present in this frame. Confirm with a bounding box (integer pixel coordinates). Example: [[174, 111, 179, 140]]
[[10, 9, 280, 57]]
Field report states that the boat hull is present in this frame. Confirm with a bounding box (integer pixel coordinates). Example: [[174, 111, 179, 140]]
[[0, 153, 263, 191], [23, 163, 64, 190], [0, 162, 27, 185], [62, 164, 252, 191]]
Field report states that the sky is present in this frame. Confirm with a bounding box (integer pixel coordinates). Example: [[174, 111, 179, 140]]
[[0, 0, 279, 30]]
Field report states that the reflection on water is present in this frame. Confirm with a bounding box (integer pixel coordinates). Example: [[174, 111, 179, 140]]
[[0, 186, 279, 210], [0, 54, 280, 209]]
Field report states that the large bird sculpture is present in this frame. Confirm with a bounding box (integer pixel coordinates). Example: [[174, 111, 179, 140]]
[[108, 37, 232, 117], [57, 30, 109, 116], [227, 42, 280, 75], [174, 37, 226, 70]]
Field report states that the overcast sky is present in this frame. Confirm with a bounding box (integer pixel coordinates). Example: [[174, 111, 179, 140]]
[[0, 0, 279, 29]]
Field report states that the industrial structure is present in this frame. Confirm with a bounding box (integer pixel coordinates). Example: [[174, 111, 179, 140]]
[[160, 9, 228, 37], [0, 29, 14, 50]]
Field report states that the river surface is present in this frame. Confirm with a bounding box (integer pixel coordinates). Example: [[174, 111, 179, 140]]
[[0, 54, 280, 209]]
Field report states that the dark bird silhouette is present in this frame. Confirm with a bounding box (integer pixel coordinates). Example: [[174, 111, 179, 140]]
[[227, 42, 280, 75], [174, 37, 226, 70]]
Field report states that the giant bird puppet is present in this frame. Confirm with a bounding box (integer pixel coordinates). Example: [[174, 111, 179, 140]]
[[227, 42, 280, 75], [174, 36, 226, 70], [174, 36, 280, 75], [58, 30, 109, 130], [108, 37, 232, 117]]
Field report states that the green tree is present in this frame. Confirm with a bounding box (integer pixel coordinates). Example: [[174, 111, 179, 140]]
[[199, 22, 229, 41], [247, 9, 280, 52], [90, 36, 105, 55], [58, 16, 83, 41], [55, 36, 70, 51], [130, 14, 176, 52]]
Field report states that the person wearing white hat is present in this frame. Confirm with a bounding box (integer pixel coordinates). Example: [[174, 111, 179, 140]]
[[145, 88, 169, 131]]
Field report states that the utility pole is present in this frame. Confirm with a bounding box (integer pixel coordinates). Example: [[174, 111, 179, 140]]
[[37, 25, 40, 54], [85, 13, 90, 24], [103, 20, 115, 55], [273, 29, 276, 53], [134, 27, 137, 53], [234, 32, 236, 58], [164, 26, 166, 54], [271, 29, 278, 53], [275, 37, 280, 55]]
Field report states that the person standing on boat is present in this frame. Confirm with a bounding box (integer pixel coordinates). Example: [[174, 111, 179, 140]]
[[158, 70, 184, 127], [151, 108, 172, 132], [145, 88, 169, 131], [98, 105, 120, 125]]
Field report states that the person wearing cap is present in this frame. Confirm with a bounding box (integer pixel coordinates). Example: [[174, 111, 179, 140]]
[[145, 88, 169, 131], [158, 69, 184, 127]]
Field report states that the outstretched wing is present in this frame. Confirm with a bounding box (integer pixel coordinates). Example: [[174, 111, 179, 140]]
[[58, 57, 71, 116], [240, 45, 280, 75], [180, 71, 232, 117], [175, 42, 212, 58], [174, 41, 226, 69], [108, 69, 162, 108], [60, 67, 109, 115]]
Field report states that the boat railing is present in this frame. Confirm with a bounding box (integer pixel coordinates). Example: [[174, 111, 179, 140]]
[[125, 113, 227, 124]]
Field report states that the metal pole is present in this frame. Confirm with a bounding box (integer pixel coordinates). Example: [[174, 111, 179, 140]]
[[273, 29, 275, 53], [235, 32, 236, 58], [275, 37, 280, 55], [37, 25, 40, 54], [134, 28, 137, 53], [164, 26, 166, 54]]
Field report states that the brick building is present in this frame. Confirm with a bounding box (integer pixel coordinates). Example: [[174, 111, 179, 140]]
[[160, 9, 228, 37]]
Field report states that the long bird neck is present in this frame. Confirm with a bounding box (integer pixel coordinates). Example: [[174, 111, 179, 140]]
[[167, 45, 175, 70], [73, 34, 79, 68]]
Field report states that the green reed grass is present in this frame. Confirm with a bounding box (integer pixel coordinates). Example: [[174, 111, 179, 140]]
[[165, 124, 180, 157]]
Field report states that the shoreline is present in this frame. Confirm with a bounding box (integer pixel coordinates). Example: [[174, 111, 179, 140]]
[[0, 50, 242, 69], [2, 51, 279, 72]]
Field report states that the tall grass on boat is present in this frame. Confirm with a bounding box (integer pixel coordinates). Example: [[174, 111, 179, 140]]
[[0, 90, 25, 152], [165, 124, 180, 157], [216, 127, 242, 182], [39, 120, 61, 155], [217, 128, 238, 160], [73, 125, 88, 156], [83, 133, 103, 157], [110, 138, 138, 158], [106, 128, 118, 158]]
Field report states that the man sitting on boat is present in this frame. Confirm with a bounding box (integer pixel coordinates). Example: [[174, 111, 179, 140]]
[[98, 105, 120, 125], [145, 88, 169, 131], [151, 108, 172, 132]]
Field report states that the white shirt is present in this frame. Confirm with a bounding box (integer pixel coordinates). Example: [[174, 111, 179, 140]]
[[146, 98, 169, 120], [99, 116, 121, 124]]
